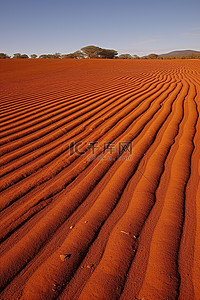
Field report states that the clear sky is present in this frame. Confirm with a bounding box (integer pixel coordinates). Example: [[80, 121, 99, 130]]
[[0, 0, 200, 56]]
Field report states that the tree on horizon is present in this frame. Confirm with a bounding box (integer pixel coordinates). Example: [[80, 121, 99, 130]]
[[13, 53, 29, 59], [118, 54, 133, 59], [81, 46, 102, 58], [30, 54, 37, 59], [0, 53, 10, 59], [81, 45, 118, 59]]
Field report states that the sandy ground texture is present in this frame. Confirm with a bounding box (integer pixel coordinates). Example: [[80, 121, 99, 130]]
[[0, 59, 200, 300]]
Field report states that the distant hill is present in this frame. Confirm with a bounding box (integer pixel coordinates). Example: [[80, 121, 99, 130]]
[[159, 50, 200, 57]]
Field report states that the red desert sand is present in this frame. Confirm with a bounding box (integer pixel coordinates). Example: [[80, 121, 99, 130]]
[[0, 59, 200, 299]]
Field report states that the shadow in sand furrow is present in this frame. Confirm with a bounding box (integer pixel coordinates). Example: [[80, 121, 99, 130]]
[[0, 79, 142, 136], [0, 73, 167, 189], [135, 77, 197, 300], [178, 73, 200, 300], [0, 77, 175, 233], [0, 78, 177, 294], [19, 79, 181, 300], [1, 60, 200, 300], [78, 78, 186, 300]]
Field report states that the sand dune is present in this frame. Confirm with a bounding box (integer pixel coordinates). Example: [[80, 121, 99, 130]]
[[0, 59, 200, 299]]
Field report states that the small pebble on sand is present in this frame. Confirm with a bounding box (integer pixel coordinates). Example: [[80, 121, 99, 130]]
[[60, 254, 71, 261]]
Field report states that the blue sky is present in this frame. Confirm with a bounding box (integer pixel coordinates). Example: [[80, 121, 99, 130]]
[[0, 0, 200, 56]]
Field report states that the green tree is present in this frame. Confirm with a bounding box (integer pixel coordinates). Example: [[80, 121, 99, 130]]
[[61, 53, 76, 59], [73, 50, 85, 59], [81, 45, 118, 59], [147, 53, 159, 59], [30, 54, 37, 59], [38, 54, 48, 59], [62, 51, 85, 59], [0, 53, 10, 59], [13, 53, 29, 59], [52, 53, 61, 59], [38, 54, 54, 59], [21, 54, 29, 58], [13, 53, 21, 59], [99, 48, 118, 59], [81, 45, 102, 58], [118, 54, 133, 59], [38, 53, 61, 59]]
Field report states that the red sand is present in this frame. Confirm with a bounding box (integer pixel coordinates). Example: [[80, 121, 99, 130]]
[[0, 59, 200, 299]]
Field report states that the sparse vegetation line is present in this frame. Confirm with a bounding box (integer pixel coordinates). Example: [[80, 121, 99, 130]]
[[1, 46, 200, 59]]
